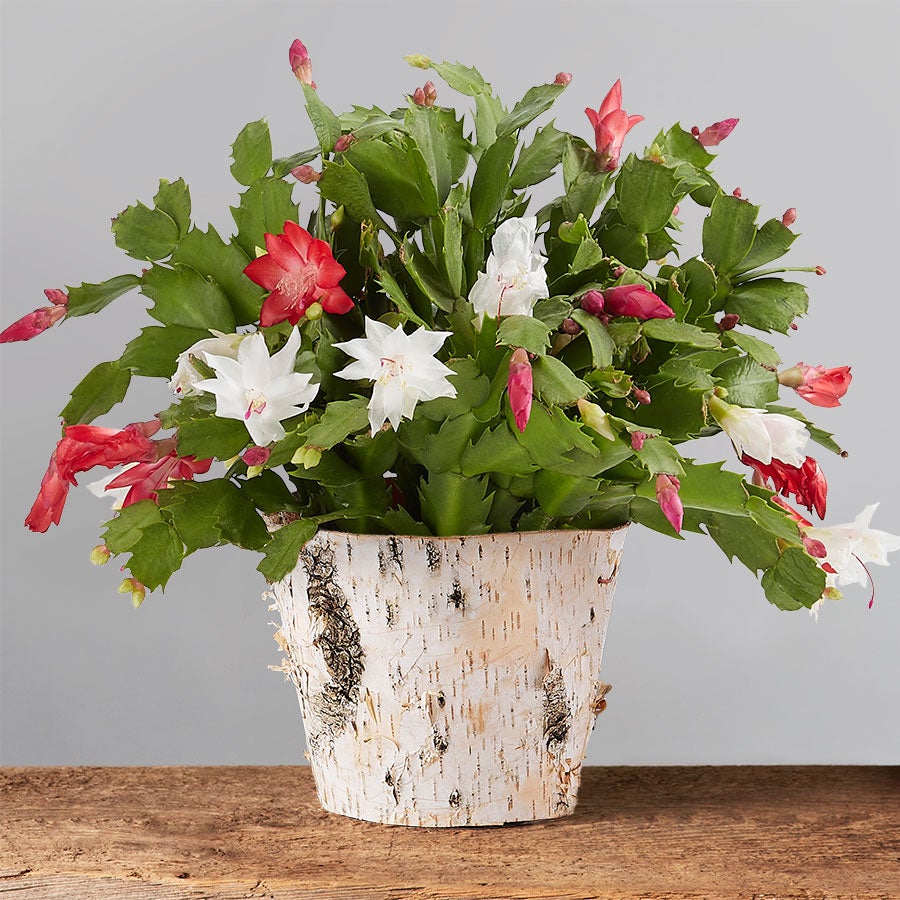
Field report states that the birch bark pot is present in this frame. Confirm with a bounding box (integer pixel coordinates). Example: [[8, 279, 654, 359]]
[[268, 526, 628, 827]]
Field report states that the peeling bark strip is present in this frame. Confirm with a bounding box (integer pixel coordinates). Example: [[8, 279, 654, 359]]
[[298, 541, 364, 733], [269, 527, 629, 827]]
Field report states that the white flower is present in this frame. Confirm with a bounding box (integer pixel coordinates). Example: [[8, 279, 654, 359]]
[[709, 396, 809, 467], [169, 330, 246, 396], [334, 318, 456, 434], [805, 504, 900, 592], [468, 216, 549, 320], [87, 463, 139, 510], [194, 328, 319, 446]]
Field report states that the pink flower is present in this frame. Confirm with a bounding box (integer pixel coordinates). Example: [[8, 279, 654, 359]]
[[585, 80, 643, 171], [26, 421, 162, 532], [743, 453, 828, 519], [243, 220, 354, 327], [289, 39, 315, 87], [508, 348, 533, 434], [554, 72, 573, 86], [655, 474, 683, 533], [0, 289, 68, 343], [241, 445, 271, 467], [691, 118, 739, 147], [103, 452, 213, 507], [778, 363, 852, 408], [602, 285, 675, 320]]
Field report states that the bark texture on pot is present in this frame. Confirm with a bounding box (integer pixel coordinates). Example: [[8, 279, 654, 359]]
[[268, 527, 628, 827]]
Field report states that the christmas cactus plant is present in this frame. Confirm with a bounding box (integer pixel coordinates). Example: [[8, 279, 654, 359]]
[[4, 41, 898, 613]]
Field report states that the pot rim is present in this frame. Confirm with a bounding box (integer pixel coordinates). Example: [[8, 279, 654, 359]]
[[313, 523, 631, 543]]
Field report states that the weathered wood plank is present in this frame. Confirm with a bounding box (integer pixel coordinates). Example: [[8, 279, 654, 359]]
[[1, 766, 898, 899]]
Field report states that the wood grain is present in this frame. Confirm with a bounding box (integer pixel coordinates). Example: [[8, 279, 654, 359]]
[[1, 766, 898, 899]]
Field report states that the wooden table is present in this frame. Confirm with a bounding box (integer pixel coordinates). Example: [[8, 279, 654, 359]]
[[1, 766, 897, 899]]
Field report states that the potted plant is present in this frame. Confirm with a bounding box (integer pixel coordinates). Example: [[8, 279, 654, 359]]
[[3, 40, 897, 826]]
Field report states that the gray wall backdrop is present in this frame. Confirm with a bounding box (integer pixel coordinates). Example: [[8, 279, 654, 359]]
[[2, 0, 898, 765]]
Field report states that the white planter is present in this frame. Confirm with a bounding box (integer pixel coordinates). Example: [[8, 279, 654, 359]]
[[268, 526, 628, 827]]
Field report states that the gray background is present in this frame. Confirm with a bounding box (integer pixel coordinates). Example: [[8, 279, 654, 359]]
[[2, 0, 898, 766]]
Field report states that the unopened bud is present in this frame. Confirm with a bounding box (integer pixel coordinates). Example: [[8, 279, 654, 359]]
[[823, 586, 843, 601], [815, 265, 826, 276], [291, 445, 323, 469], [717, 313, 740, 331], [633, 387, 651, 405], [647, 143, 665, 163], [613, 265, 627, 278], [118, 577, 146, 609], [305, 301, 323, 321], [330, 205, 345, 232], [241, 445, 271, 468], [630, 431, 648, 451], [690, 125, 701, 137], [781, 207, 797, 227], [580, 290, 605, 317], [404, 54, 432, 69], [289, 39, 315, 88], [423, 80, 437, 105], [790, 322, 799, 330], [412, 87, 426, 106], [90, 544, 111, 566], [672, 205, 680, 217], [561, 317, 582, 335], [554, 72, 573, 86], [291, 165, 321, 183], [334, 134, 356, 153], [254, 245, 266, 258], [732, 187, 742, 198], [577, 398, 616, 441]]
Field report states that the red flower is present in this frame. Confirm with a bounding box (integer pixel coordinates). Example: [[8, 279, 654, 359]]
[[0, 289, 68, 343], [743, 453, 828, 520], [508, 348, 533, 433], [585, 80, 643, 171], [655, 474, 683, 534], [691, 118, 739, 147], [243, 221, 353, 327], [103, 452, 212, 506], [779, 363, 852, 408]]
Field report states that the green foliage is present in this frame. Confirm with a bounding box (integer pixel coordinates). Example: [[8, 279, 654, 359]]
[[60, 361, 131, 424], [230, 120, 273, 185], [31, 59, 848, 612]]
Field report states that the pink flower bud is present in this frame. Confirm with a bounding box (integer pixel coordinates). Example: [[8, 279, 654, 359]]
[[732, 187, 743, 198], [508, 348, 533, 434], [291, 165, 321, 183], [655, 474, 683, 533], [554, 72, 573, 86], [334, 133, 356, 153], [561, 317, 582, 335], [815, 265, 826, 276], [412, 87, 426, 106], [779, 363, 852, 408], [633, 387, 651, 405], [790, 322, 799, 330], [241, 446, 271, 468], [717, 313, 740, 331], [289, 39, 315, 87], [423, 81, 437, 106], [44, 288, 69, 306], [631, 431, 648, 451], [580, 290, 605, 317], [603, 284, 675, 320], [672, 205, 680, 217], [692, 118, 739, 147], [613, 265, 627, 278], [0, 300, 67, 343], [781, 208, 797, 227]]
